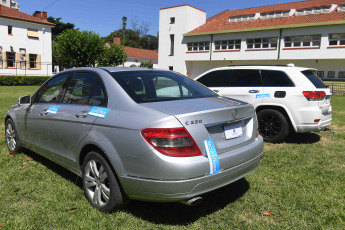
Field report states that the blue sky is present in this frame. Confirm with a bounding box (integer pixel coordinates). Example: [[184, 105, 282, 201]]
[[19, 0, 297, 37]]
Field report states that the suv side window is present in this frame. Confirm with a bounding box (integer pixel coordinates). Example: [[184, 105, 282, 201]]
[[62, 72, 107, 106], [34, 73, 71, 103], [197, 70, 230, 87], [261, 70, 294, 87], [229, 69, 262, 87], [301, 70, 326, 89]]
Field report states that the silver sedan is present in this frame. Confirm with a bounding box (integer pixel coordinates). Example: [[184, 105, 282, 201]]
[[5, 67, 264, 212]]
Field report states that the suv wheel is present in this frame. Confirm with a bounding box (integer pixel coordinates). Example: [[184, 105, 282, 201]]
[[257, 109, 289, 143], [82, 151, 128, 212]]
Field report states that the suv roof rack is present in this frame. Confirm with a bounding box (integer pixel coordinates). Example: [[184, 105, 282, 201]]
[[228, 64, 290, 67]]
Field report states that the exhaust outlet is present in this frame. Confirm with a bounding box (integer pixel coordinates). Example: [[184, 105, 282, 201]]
[[180, 197, 203, 206]]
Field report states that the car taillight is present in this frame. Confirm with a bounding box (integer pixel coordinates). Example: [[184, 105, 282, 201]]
[[302, 91, 326, 101], [141, 128, 202, 157]]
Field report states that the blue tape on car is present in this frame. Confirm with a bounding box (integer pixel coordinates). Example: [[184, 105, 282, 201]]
[[46, 105, 60, 114], [88, 107, 110, 118], [204, 138, 220, 175], [256, 94, 270, 99]]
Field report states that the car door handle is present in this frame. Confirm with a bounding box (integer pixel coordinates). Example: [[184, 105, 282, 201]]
[[75, 111, 89, 118], [213, 90, 219, 93], [40, 110, 48, 116], [249, 90, 260, 93]]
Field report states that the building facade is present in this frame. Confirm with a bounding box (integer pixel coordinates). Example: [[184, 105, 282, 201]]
[[0, 5, 54, 76], [0, 0, 19, 10], [158, 0, 345, 80]]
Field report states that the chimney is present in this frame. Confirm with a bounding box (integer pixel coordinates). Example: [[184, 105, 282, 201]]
[[113, 36, 121, 44], [36, 11, 42, 19], [42, 12, 47, 21]]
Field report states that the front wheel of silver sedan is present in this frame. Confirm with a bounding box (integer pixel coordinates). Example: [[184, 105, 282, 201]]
[[82, 151, 128, 212], [5, 119, 22, 153]]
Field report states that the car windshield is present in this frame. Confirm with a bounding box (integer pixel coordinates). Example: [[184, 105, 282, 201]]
[[111, 70, 217, 103], [302, 70, 327, 89]]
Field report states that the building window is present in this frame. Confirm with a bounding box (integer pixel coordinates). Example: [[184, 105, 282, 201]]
[[247, 37, 278, 49], [27, 28, 39, 38], [187, 42, 210, 52], [338, 5, 345, 11], [284, 35, 321, 48], [329, 33, 345, 46], [8, 25, 12, 35], [215, 39, 241, 50], [169, 66, 173, 71], [296, 6, 331, 15], [6, 52, 15, 68], [170, 17, 175, 24], [29, 54, 37, 68], [170, 34, 174, 56], [2, 0, 6, 4], [260, 11, 289, 19], [229, 14, 255, 23]]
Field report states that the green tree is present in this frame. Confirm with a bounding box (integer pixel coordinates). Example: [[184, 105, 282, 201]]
[[53, 29, 105, 68], [140, 61, 153, 68], [47, 16, 75, 40], [98, 43, 126, 67]]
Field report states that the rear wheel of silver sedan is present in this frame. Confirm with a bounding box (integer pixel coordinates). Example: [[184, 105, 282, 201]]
[[82, 151, 128, 212], [5, 119, 22, 153]]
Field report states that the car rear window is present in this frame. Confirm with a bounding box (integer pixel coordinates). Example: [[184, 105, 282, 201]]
[[111, 70, 216, 103], [302, 70, 326, 88]]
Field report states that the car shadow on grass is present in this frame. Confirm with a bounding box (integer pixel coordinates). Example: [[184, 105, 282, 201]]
[[123, 178, 249, 225], [21, 148, 250, 225], [284, 132, 321, 144]]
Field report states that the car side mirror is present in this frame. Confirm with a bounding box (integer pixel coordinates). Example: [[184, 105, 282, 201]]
[[18, 95, 31, 105]]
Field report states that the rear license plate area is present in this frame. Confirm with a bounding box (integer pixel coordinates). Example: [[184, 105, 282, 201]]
[[224, 122, 243, 140]]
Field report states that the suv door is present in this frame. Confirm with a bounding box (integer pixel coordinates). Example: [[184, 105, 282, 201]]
[[48, 71, 107, 167], [220, 69, 263, 107], [23, 73, 71, 154], [261, 69, 295, 106], [196, 70, 229, 94]]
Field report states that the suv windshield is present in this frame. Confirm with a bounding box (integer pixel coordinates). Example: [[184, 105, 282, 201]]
[[302, 70, 326, 89], [111, 70, 216, 103]]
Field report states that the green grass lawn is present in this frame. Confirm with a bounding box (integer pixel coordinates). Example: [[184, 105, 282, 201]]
[[0, 86, 344, 229]]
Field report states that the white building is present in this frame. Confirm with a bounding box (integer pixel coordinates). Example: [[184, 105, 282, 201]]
[[0, 5, 54, 76], [0, 0, 19, 10], [158, 0, 345, 80]]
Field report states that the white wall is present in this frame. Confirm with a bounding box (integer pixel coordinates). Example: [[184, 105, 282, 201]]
[[0, 18, 53, 76], [158, 5, 206, 75], [124, 57, 158, 68]]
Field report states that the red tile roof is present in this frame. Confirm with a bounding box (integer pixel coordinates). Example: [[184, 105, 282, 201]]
[[187, 0, 345, 35], [0, 4, 55, 26], [125, 46, 158, 60]]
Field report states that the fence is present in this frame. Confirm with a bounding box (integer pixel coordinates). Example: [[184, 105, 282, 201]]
[[0, 60, 60, 76], [326, 82, 345, 96]]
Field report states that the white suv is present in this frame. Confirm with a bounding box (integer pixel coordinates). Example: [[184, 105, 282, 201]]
[[195, 65, 332, 143]]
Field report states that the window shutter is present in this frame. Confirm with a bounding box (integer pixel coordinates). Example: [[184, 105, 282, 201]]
[[15, 52, 20, 69], [37, 54, 41, 69], [26, 54, 30, 69], [27, 28, 39, 38], [3, 52, 7, 68]]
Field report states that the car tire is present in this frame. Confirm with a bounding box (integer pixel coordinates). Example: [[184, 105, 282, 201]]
[[5, 119, 23, 153], [82, 151, 128, 212], [257, 109, 289, 143]]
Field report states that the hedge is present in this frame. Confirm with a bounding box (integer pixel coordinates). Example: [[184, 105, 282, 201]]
[[0, 75, 50, 86]]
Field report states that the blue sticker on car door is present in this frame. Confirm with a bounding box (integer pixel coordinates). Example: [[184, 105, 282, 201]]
[[88, 106, 110, 118], [204, 138, 220, 175], [46, 105, 60, 114]]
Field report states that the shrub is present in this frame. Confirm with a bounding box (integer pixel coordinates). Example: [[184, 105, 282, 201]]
[[0, 75, 50, 86]]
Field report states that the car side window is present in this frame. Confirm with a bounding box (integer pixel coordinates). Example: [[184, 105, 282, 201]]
[[228, 70, 262, 87], [62, 72, 106, 106], [34, 73, 71, 103], [261, 70, 294, 87], [197, 70, 230, 87], [154, 76, 189, 98]]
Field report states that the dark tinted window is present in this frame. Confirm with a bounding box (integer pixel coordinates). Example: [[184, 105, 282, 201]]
[[111, 70, 216, 103], [62, 72, 106, 106], [229, 69, 262, 87], [197, 70, 230, 87], [302, 70, 326, 88], [34, 73, 70, 103], [261, 70, 294, 87]]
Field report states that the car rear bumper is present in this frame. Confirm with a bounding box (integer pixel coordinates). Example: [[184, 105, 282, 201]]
[[120, 137, 264, 202], [294, 106, 332, 133]]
